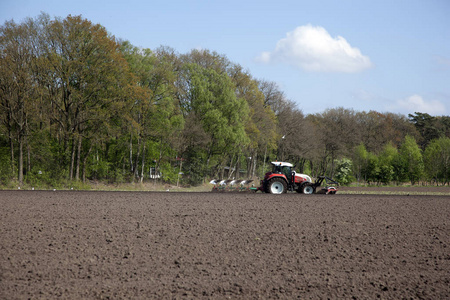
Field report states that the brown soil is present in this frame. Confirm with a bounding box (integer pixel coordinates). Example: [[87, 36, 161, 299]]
[[340, 185, 450, 194], [1, 191, 449, 299]]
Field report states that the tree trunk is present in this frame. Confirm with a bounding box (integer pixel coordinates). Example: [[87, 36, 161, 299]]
[[262, 145, 267, 178], [157, 138, 164, 183], [134, 137, 141, 180], [206, 154, 211, 182], [235, 153, 240, 180], [129, 132, 133, 173], [82, 145, 92, 184], [140, 142, 146, 183], [220, 160, 226, 180], [75, 135, 82, 181], [176, 158, 183, 187], [70, 137, 76, 181], [251, 151, 257, 178], [26, 137, 31, 173], [18, 133, 24, 185], [309, 160, 315, 178], [9, 134, 15, 177], [227, 155, 235, 179]]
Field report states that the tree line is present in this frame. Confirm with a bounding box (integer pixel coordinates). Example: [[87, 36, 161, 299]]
[[1, 14, 450, 188]]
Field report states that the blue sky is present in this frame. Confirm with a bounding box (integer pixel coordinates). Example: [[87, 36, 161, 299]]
[[1, 0, 449, 116]]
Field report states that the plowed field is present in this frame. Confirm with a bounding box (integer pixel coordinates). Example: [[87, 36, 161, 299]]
[[1, 190, 449, 299]]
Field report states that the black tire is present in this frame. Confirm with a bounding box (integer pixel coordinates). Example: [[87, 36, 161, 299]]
[[268, 177, 287, 194], [302, 183, 316, 195]]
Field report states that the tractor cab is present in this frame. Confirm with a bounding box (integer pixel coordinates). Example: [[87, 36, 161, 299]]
[[271, 162, 294, 182]]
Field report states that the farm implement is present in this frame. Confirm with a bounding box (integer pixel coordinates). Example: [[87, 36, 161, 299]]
[[210, 161, 339, 194], [210, 179, 257, 193]]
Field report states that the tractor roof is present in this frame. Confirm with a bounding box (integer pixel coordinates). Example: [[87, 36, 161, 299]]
[[271, 161, 293, 167]]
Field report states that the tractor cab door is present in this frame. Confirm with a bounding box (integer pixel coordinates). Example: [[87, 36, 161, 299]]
[[281, 166, 293, 182]]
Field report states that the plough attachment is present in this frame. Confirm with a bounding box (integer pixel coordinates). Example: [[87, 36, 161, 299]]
[[210, 179, 257, 193], [314, 176, 338, 194]]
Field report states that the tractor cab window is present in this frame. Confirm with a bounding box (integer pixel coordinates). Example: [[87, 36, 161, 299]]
[[272, 165, 282, 173], [282, 166, 292, 180]]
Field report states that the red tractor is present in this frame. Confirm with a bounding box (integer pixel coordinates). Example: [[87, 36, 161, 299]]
[[257, 161, 338, 194]]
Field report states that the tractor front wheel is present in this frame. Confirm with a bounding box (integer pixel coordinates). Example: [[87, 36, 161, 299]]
[[302, 183, 316, 195], [268, 178, 287, 194]]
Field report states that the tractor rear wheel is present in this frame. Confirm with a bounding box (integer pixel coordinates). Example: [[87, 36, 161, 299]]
[[302, 183, 316, 195], [268, 178, 287, 194]]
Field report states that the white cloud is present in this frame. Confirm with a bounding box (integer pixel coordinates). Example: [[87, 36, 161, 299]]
[[257, 24, 373, 73], [390, 95, 446, 115]]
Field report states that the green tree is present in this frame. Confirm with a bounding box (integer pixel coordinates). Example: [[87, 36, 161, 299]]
[[40, 15, 133, 181], [364, 152, 379, 185], [408, 112, 440, 149], [399, 135, 424, 185], [377, 142, 398, 185], [229, 65, 277, 178], [334, 158, 354, 185], [424, 137, 450, 185], [178, 62, 249, 181], [0, 17, 39, 185], [120, 43, 183, 182], [352, 143, 368, 184]]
